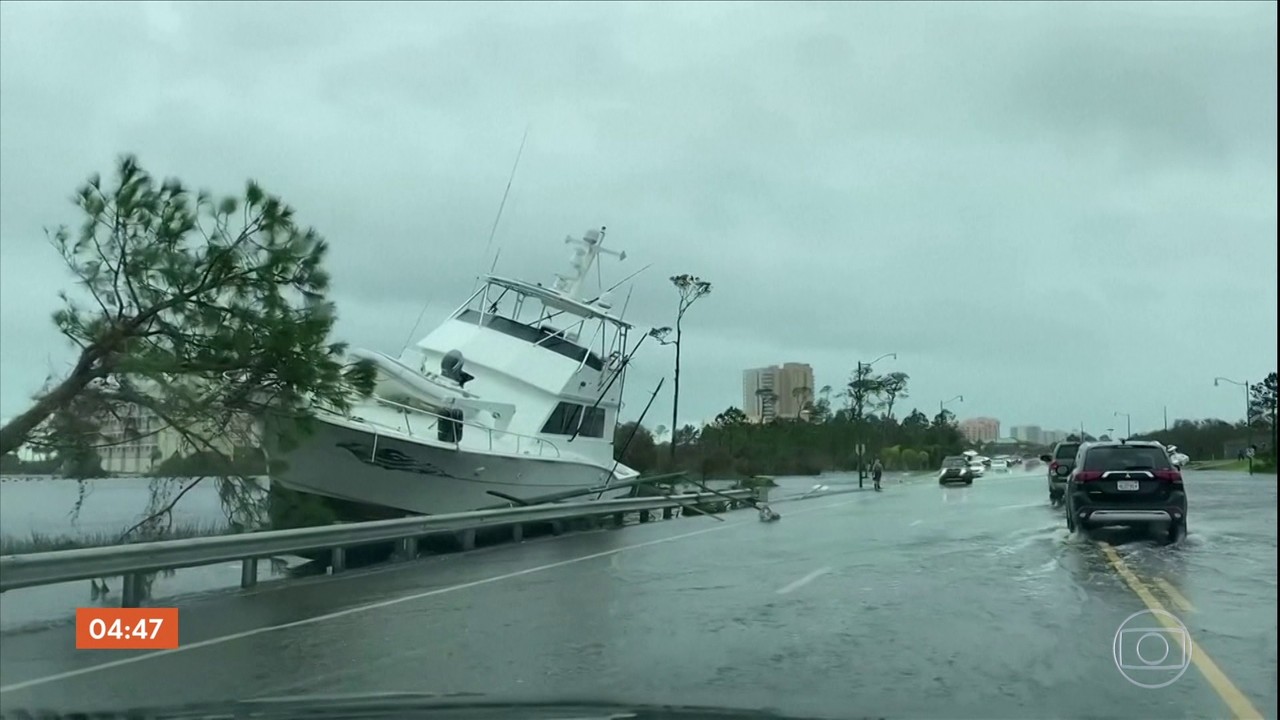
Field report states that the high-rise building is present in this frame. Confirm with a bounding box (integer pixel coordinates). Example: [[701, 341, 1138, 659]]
[[1010, 425, 1043, 444], [959, 417, 1000, 444], [742, 363, 815, 422]]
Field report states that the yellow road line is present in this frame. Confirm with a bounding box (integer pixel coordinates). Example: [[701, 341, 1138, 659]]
[[1099, 543, 1261, 720], [1153, 576, 1196, 614]]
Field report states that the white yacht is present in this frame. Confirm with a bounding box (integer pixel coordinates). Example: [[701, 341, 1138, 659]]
[[267, 227, 649, 518]]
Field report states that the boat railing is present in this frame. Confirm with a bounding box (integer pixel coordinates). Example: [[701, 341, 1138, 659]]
[[363, 395, 562, 458]]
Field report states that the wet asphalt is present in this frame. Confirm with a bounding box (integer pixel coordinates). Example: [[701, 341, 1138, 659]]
[[0, 469, 1275, 719]]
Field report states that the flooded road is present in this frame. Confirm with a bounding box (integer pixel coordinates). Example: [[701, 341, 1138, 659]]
[[0, 469, 1275, 719]]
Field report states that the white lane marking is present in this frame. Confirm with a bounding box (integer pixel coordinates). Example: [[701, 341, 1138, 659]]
[[776, 567, 832, 595], [0, 497, 859, 694], [909, 519, 923, 526]]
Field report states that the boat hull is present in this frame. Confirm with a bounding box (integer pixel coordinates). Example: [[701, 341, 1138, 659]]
[[268, 416, 631, 517]]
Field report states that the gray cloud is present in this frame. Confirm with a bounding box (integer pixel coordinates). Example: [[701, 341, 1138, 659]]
[[2, 1, 1275, 438]]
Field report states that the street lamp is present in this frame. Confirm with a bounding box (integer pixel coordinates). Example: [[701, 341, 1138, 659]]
[[854, 352, 898, 485], [1214, 377, 1252, 475], [1113, 411, 1131, 440], [939, 394, 964, 417]]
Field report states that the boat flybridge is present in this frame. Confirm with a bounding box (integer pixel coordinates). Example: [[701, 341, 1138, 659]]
[[268, 227, 652, 518]]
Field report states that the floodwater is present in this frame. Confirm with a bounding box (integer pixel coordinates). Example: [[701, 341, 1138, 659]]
[[0, 476, 273, 632], [0, 471, 899, 632]]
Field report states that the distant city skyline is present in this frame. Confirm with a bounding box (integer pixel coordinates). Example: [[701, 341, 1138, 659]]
[[742, 363, 815, 423], [959, 417, 1000, 444]]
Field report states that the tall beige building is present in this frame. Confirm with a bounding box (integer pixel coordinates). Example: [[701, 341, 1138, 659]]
[[742, 363, 815, 422], [959, 417, 1000, 444]]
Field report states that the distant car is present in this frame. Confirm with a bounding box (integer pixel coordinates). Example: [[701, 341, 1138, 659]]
[[1063, 440, 1187, 544], [989, 458, 1009, 472], [938, 456, 975, 485], [1040, 441, 1081, 505]]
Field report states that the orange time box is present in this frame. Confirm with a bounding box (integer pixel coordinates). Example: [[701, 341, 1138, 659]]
[[75, 607, 179, 650]]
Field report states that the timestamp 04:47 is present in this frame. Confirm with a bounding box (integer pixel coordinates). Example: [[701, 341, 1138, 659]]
[[76, 607, 179, 650]]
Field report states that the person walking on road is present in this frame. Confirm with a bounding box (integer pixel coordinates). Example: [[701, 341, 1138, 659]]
[[872, 458, 884, 491]]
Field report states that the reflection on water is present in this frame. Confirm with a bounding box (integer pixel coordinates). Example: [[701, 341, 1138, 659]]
[[0, 476, 262, 539]]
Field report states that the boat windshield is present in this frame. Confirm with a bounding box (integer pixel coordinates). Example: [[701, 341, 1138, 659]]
[[452, 279, 630, 372], [456, 308, 603, 371]]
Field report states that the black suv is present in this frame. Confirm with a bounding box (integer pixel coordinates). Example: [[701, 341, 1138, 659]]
[[1040, 441, 1081, 505], [1064, 440, 1188, 544]]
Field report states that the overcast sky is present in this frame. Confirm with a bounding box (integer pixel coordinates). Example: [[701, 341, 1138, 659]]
[[1, 1, 1276, 438]]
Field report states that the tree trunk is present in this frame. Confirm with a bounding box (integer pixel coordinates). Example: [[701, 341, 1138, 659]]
[[670, 324, 681, 462], [0, 364, 98, 456]]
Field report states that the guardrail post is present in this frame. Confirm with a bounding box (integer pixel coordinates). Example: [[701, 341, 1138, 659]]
[[662, 507, 673, 520], [331, 547, 346, 574], [396, 537, 418, 560], [458, 528, 476, 551], [613, 513, 625, 527], [122, 573, 145, 608], [240, 558, 258, 589], [512, 524, 523, 542], [639, 509, 651, 523]]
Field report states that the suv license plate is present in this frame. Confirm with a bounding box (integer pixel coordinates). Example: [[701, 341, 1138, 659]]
[[1116, 480, 1140, 491]]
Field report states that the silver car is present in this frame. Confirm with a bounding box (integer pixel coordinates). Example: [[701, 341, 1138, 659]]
[[1040, 441, 1082, 505]]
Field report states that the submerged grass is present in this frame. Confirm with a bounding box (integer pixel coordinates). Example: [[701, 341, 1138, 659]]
[[1187, 458, 1277, 474], [1, 520, 231, 555]]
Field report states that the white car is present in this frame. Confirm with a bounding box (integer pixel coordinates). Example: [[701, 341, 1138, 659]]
[[989, 459, 1009, 471]]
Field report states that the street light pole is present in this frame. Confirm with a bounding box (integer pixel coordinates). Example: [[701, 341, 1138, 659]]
[[1215, 377, 1252, 475], [854, 352, 897, 488], [1113, 412, 1131, 440], [940, 395, 964, 418]]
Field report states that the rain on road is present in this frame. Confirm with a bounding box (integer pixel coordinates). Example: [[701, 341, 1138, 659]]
[[0, 469, 1275, 719]]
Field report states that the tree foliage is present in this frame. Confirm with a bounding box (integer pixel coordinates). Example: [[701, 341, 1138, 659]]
[[1133, 417, 1267, 461], [619, 404, 967, 478], [1249, 372, 1277, 441], [0, 156, 375, 534], [616, 368, 967, 477]]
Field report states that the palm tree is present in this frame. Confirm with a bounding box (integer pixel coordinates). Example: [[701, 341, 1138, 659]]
[[755, 388, 777, 423], [665, 274, 712, 461], [792, 386, 812, 420]]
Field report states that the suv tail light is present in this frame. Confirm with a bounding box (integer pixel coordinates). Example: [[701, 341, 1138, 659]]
[[1153, 469, 1183, 485], [1074, 471, 1103, 482]]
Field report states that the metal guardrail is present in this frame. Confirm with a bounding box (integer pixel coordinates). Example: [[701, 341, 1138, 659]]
[[0, 490, 753, 606]]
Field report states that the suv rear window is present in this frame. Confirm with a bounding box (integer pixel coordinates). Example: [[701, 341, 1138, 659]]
[[1083, 445, 1173, 471], [942, 456, 967, 468], [1053, 443, 1080, 460]]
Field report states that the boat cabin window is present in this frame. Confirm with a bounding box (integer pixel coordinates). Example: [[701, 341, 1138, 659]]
[[541, 401, 607, 438], [456, 309, 603, 371]]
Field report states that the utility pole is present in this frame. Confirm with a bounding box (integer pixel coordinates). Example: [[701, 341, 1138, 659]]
[[1215, 377, 1253, 475], [1113, 411, 1131, 440], [1246, 381, 1253, 476], [853, 352, 897, 488], [856, 361, 865, 488], [1163, 406, 1168, 431]]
